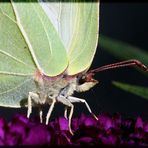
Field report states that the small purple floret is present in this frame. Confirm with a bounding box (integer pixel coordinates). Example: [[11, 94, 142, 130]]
[[0, 113, 147, 146]]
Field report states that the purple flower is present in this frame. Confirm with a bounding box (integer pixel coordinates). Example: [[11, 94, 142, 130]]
[[48, 117, 72, 146], [144, 121, 148, 132], [0, 113, 147, 146], [97, 113, 116, 130], [135, 117, 143, 129], [23, 124, 50, 145]]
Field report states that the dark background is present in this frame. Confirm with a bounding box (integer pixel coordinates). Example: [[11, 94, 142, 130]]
[[1, 2, 148, 121], [90, 2, 148, 120]]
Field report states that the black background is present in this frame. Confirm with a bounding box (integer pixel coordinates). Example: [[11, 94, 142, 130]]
[[90, 2, 148, 120], [1, 2, 148, 122]]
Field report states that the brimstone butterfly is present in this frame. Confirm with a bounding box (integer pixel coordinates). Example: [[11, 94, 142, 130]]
[[0, 0, 147, 134]]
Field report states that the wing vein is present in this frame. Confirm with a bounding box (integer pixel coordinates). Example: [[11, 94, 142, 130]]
[[0, 49, 35, 69], [33, 4, 53, 58], [0, 7, 17, 24], [0, 71, 32, 76], [69, 5, 81, 63], [0, 78, 32, 95], [11, 1, 42, 72]]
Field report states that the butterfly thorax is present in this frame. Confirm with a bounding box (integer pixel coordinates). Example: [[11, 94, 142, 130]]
[[32, 70, 98, 106], [33, 71, 77, 104]]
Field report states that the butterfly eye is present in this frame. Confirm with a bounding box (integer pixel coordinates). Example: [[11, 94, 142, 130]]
[[76, 74, 87, 85]]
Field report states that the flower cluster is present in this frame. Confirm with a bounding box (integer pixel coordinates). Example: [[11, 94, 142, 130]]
[[0, 113, 147, 146]]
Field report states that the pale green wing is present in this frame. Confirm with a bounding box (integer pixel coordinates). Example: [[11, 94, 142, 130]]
[[12, 0, 68, 76], [41, 0, 99, 75], [39, 0, 78, 51], [0, 1, 68, 107], [0, 75, 36, 107], [68, 1, 99, 75], [0, 2, 37, 107]]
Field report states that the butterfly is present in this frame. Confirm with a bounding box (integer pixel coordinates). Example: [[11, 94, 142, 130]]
[[0, 0, 147, 134]]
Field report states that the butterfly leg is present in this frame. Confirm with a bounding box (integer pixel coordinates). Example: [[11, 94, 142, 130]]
[[45, 98, 56, 125], [38, 106, 43, 123], [57, 95, 74, 135], [27, 92, 40, 118], [64, 107, 68, 119], [68, 96, 98, 120]]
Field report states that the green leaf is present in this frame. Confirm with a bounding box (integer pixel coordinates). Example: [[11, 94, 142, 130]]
[[99, 35, 148, 68], [42, 1, 99, 75], [113, 81, 148, 100]]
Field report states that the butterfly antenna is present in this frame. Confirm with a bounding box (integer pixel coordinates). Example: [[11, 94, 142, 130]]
[[88, 59, 148, 74]]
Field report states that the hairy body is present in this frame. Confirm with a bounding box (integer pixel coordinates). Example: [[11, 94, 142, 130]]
[[27, 71, 98, 134]]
